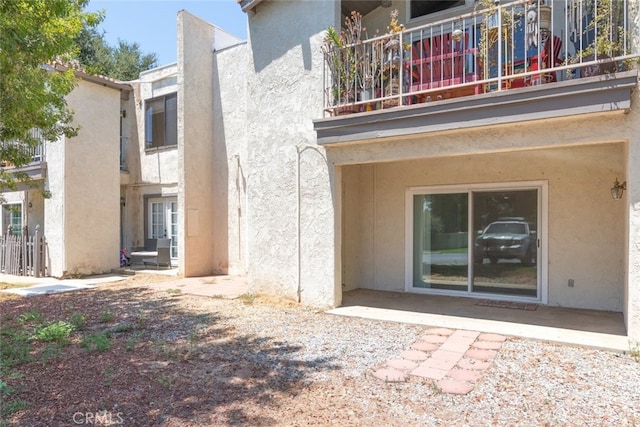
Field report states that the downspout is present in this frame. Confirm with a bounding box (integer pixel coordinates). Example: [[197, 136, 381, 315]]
[[296, 144, 327, 303]]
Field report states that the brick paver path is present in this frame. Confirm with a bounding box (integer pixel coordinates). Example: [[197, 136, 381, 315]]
[[372, 328, 506, 395]]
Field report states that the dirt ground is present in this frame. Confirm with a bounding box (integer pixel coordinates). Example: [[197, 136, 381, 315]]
[[2, 274, 639, 427], [1, 274, 380, 427]]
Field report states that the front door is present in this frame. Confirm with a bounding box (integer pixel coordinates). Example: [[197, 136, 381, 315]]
[[148, 197, 178, 259]]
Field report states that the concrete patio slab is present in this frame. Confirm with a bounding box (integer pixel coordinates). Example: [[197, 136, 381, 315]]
[[330, 289, 629, 351]]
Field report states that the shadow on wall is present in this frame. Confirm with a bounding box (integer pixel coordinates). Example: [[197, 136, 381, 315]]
[[212, 53, 231, 273], [248, 0, 332, 72]]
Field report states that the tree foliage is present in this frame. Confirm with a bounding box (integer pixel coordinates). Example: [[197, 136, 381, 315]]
[[76, 26, 158, 81], [0, 0, 101, 189]]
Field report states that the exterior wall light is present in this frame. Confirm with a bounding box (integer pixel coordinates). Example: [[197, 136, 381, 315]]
[[611, 178, 626, 200], [381, 0, 392, 7]]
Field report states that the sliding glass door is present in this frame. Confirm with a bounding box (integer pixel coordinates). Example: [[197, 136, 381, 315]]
[[407, 182, 544, 301], [412, 193, 469, 291]]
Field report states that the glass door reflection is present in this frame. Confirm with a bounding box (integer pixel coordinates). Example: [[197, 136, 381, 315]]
[[413, 193, 468, 292], [471, 190, 538, 297]]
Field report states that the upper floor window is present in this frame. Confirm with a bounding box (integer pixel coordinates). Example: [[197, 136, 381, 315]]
[[145, 93, 177, 149], [410, 0, 466, 19]]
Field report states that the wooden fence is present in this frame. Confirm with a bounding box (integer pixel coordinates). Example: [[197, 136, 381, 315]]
[[0, 225, 48, 277]]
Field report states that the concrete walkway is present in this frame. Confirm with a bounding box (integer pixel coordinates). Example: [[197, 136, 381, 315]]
[[138, 275, 249, 299], [0, 272, 249, 300], [0, 274, 132, 297]]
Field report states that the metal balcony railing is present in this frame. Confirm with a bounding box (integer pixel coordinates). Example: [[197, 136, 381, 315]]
[[323, 0, 639, 116], [0, 128, 47, 167]]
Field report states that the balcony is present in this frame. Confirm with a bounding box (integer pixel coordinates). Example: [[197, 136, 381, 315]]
[[0, 129, 47, 180], [321, 0, 639, 123]]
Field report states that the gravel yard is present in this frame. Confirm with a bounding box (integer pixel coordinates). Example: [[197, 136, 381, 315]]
[[1, 275, 639, 426]]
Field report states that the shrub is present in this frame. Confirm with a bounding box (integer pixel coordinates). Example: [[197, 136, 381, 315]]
[[32, 321, 75, 344]]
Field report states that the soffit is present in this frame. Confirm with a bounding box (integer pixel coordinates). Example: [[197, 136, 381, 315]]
[[240, 0, 384, 16], [342, 1, 385, 17]]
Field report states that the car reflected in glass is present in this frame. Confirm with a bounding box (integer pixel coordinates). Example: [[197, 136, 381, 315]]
[[474, 217, 536, 265]]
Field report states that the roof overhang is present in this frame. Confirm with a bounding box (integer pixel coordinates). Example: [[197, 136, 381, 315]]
[[238, 0, 265, 14], [239, 0, 387, 16], [48, 63, 132, 95], [314, 70, 639, 146]]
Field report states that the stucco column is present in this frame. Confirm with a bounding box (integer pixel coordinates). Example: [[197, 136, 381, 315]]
[[626, 0, 640, 344], [628, 130, 640, 344]]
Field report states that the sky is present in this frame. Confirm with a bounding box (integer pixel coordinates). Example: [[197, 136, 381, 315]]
[[86, 0, 248, 66]]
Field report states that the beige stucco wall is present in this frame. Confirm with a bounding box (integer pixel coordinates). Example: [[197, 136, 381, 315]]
[[178, 11, 217, 276], [627, 101, 640, 342], [123, 66, 179, 252], [341, 143, 625, 312], [213, 35, 249, 276], [330, 106, 640, 334], [176, 11, 245, 276], [132, 65, 180, 186], [45, 79, 122, 276], [243, 0, 336, 305]]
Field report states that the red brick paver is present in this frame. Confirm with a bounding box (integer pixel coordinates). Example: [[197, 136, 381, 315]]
[[437, 379, 474, 395], [471, 340, 504, 350], [448, 368, 482, 383], [387, 359, 418, 371], [478, 333, 507, 342], [465, 348, 497, 360], [410, 365, 448, 380], [428, 328, 455, 336], [422, 334, 449, 344], [400, 349, 429, 361], [411, 341, 440, 352], [373, 329, 507, 395]]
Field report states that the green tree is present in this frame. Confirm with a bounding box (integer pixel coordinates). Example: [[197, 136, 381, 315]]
[[0, 0, 101, 189], [76, 26, 158, 81], [110, 40, 157, 81]]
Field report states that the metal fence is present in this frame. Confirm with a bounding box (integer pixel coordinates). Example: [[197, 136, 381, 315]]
[[0, 225, 48, 277]]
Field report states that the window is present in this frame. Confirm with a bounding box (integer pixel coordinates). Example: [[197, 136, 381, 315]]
[[410, 0, 466, 19], [2, 204, 22, 235], [145, 93, 177, 149]]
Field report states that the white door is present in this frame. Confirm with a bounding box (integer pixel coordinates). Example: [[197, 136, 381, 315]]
[[148, 197, 178, 258]]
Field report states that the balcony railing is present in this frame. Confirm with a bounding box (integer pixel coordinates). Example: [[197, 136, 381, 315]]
[[0, 128, 47, 167], [322, 0, 639, 116]]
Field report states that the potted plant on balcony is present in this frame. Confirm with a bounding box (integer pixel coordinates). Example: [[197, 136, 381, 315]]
[[356, 35, 384, 110], [321, 11, 367, 115], [380, 9, 409, 107], [477, 0, 520, 91], [570, 0, 631, 77]]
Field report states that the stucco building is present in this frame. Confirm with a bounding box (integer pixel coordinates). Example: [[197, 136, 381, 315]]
[[3, 0, 640, 345], [0, 66, 129, 277], [171, 0, 639, 343]]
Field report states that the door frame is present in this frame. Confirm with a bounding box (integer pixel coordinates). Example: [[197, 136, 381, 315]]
[[145, 195, 178, 258], [404, 180, 548, 304]]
